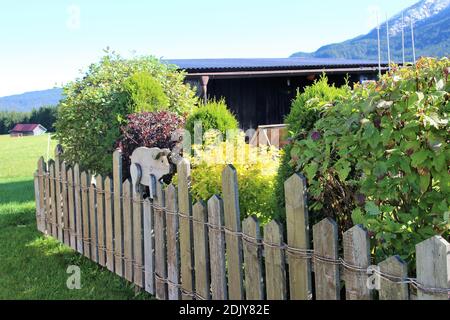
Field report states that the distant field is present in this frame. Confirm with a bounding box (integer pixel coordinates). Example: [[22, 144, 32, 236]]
[[0, 134, 56, 181], [0, 134, 151, 300]]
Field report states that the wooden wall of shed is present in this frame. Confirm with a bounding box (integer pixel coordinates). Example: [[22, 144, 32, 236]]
[[200, 73, 376, 130]]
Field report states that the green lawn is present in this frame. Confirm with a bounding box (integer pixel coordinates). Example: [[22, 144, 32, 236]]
[[0, 134, 152, 300]]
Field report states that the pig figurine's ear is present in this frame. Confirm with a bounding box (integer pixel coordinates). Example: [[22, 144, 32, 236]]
[[154, 149, 171, 160]]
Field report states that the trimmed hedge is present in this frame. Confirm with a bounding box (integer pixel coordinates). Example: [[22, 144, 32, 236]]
[[185, 99, 238, 139]]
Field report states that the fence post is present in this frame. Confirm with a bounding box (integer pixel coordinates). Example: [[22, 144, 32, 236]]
[[61, 162, 70, 246], [34, 171, 41, 231], [242, 216, 264, 300], [73, 164, 83, 254], [54, 148, 63, 242], [166, 184, 181, 300], [123, 180, 133, 282], [155, 181, 168, 300], [143, 197, 155, 295], [208, 195, 228, 300], [44, 160, 52, 236], [177, 159, 195, 300], [222, 165, 244, 300], [37, 157, 46, 233], [96, 175, 106, 267], [193, 201, 210, 300], [285, 173, 312, 300], [343, 225, 371, 300], [89, 178, 98, 263], [133, 181, 144, 288], [416, 236, 450, 300], [81, 171, 91, 259], [378, 256, 409, 300], [313, 218, 340, 300], [67, 167, 77, 250], [48, 161, 57, 238], [264, 220, 287, 300], [104, 177, 114, 272], [113, 150, 123, 277]]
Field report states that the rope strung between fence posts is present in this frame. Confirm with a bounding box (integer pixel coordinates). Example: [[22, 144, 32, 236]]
[[154, 274, 205, 300], [37, 173, 450, 296]]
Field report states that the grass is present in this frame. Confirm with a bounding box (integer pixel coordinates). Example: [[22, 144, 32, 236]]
[[0, 134, 152, 300]]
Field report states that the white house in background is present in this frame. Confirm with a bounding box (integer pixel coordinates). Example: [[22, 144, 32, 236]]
[[9, 124, 47, 137]]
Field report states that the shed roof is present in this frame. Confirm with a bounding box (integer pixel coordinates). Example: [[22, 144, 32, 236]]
[[10, 123, 43, 132], [165, 57, 387, 73]]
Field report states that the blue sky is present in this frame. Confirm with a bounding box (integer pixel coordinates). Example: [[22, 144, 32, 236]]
[[0, 0, 418, 96]]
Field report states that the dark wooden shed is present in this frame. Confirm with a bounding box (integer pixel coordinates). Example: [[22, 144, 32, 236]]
[[167, 58, 388, 130]]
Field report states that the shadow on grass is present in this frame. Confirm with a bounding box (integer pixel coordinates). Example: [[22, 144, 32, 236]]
[[0, 178, 154, 299], [0, 179, 35, 205], [0, 222, 151, 299]]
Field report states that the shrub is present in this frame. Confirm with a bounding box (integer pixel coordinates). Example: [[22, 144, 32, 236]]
[[274, 76, 351, 221], [175, 133, 280, 224], [124, 72, 170, 113], [185, 99, 239, 139], [285, 75, 351, 137], [55, 52, 198, 175], [116, 111, 185, 179], [290, 57, 450, 266]]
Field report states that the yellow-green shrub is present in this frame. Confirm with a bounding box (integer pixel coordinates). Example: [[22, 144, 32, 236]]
[[175, 133, 280, 224]]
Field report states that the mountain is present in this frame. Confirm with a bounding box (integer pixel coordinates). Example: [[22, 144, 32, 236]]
[[291, 0, 450, 61], [0, 88, 64, 112]]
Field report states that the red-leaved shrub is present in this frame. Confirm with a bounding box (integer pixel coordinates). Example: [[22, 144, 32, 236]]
[[117, 111, 186, 179]]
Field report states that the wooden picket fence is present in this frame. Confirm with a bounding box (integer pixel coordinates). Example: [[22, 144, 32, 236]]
[[33, 148, 450, 300]]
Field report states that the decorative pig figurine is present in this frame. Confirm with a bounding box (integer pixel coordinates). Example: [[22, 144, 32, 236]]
[[130, 147, 172, 194]]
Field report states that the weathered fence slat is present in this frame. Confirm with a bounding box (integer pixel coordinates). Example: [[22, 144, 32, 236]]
[[44, 160, 52, 235], [242, 216, 264, 300], [343, 225, 371, 300], [313, 218, 340, 300], [143, 197, 155, 295], [67, 167, 77, 250], [193, 201, 210, 300], [155, 181, 168, 300], [166, 185, 181, 300], [61, 162, 70, 246], [178, 159, 195, 300], [207, 195, 227, 300], [34, 171, 41, 231], [416, 236, 450, 300], [123, 179, 133, 282], [81, 171, 91, 259], [264, 220, 287, 300], [54, 150, 63, 242], [104, 177, 114, 272], [96, 175, 106, 267], [285, 174, 312, 300], [37, 157, 46, 233], [222, 165, 244, 300], [113, 150, 123, 277], [73, 164, 83, 254], [133, 185, 144, 288], [89, 180, 98, 263], [49, 161, 57, 238], [378, 256, 409, 300]]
